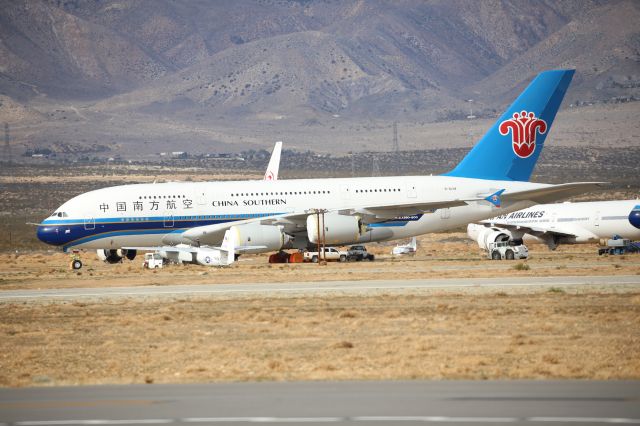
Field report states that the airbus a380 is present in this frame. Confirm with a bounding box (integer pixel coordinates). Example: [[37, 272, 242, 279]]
[[37, 69, 603, 267], [468, 200, 640, 250]]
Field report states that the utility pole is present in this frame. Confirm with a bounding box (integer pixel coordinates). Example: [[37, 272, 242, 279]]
[[392, 121, 399, 174], [3, 123, 11, 164]]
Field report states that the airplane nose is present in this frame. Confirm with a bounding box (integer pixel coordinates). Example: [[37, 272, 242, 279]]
[[37, 225, 62, 246], [629, 206, 640, 230]]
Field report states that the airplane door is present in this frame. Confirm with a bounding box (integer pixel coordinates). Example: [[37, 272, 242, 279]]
[[163, 211, 174, 228], [197, 191, 207, 206], [340, 185, 350, 201], [440, 208, 451, 220], [83, 216, 95, 230], [406, 182, 417, 198], [550, 212, 557, 229], [594, 211, 601, 227]]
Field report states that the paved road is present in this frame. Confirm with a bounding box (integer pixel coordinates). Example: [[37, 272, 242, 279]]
[[0, 275, 638, 302], [0, 381, 638, 425]]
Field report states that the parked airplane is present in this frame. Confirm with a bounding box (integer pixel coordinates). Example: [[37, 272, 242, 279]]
[[37, 70, 602, 268], [264, 141, 282, 181], [468, 200, 640, 250], [152, 228, 237, 266], [392, 237, 417, 256]]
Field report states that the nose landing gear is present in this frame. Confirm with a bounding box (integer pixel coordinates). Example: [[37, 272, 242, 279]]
[[69, 251, 83, 270]]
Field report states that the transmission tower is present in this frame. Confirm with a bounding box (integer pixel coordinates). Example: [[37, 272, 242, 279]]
[[371, 155, 380, 176], [350, 151, 356, 177], [392, 121, 399, 174], [3, 123, 11, 164]]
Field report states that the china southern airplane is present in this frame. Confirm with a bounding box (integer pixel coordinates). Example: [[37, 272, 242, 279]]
[[468, 200, 640, 250], [37, 69, 602, 268]]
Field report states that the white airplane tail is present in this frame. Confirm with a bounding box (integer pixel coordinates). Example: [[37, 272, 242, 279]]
[[264, 141, 282, 181], [221, 229, 236, 265]]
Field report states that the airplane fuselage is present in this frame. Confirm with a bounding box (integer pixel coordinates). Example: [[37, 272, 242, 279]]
[[38, 175, 544, 251], [485, 200, 640, 244]]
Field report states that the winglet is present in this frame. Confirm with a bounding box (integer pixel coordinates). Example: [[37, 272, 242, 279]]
[[484, 189, 505, 208]]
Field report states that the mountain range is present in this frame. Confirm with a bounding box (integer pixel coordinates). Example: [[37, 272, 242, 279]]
[[1, 0, 639, 155]]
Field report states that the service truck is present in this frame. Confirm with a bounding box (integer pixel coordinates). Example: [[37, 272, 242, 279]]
[[304, 247, 348, 263]]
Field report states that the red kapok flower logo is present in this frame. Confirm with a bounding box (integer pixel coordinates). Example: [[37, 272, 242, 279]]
[[499, 111, 547, 159]]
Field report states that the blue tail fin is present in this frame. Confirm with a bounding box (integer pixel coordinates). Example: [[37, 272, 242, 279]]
[[444, 69, 575, 181]]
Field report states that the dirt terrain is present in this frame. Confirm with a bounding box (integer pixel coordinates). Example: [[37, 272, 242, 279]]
[[1, 233, 639, 290], [1, 286, 638, 387], [1, 233, 639, 387]]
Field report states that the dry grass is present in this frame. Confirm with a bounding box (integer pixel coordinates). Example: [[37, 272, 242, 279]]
[[1, 233, 639, 290], [0, 290, 638, 387]]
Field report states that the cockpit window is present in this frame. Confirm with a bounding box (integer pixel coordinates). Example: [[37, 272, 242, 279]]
[[50, 212, 67, 218]]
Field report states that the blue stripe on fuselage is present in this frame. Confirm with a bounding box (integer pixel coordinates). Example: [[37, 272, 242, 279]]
[[38, 213, 285, 248]]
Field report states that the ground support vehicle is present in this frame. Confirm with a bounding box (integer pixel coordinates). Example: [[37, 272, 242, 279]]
[[347, 245, 375, 261], [143, 252, 164, 269], [488, 241, 529, 260], [598, 236, 640, 255], [268, 251, 304, 263], [304, 247, 348, 263]]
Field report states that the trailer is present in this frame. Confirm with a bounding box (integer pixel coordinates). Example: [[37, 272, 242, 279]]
[[598, 236, 640, 255]]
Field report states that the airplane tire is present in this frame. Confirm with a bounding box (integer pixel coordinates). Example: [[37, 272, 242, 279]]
[[491, 251, 501, 260], [505, 250, 515, 260], [72, 260, 83, 270]]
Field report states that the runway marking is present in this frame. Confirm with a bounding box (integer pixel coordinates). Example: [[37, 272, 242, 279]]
[[528, 418, 640, 423], [1, 276, 639, 302], [11, 417, 640, 424], [15, 421, 173, 425]]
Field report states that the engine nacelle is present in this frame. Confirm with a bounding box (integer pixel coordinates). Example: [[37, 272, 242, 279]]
[[96, 249, 126, 264], [467, 224, 522, 250], [228, 223, 290, 253], [307, 213, 364, 245]]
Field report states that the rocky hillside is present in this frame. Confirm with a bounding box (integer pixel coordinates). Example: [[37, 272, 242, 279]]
[[0, 0, 638, 154]]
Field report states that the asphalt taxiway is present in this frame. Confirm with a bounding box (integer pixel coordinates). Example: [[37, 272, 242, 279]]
[[0, 381, 639, 425], [0, 275, 638, 302]]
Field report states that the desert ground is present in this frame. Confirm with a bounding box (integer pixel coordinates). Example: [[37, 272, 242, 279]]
[[1, 233, 639, 387], [1, 163, 639, 388]]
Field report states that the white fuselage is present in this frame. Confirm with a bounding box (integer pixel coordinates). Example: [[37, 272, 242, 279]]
[[485, 200, 640, 244], [39, 175, 552, 251]]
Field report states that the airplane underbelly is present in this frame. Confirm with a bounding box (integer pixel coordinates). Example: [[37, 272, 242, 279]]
[[75, 234, 167, 250]]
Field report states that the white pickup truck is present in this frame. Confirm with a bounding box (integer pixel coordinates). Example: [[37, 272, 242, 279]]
[[304, 247, 348, 263]]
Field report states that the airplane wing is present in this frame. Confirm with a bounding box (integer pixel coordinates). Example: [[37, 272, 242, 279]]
[[181, 198, 478, 245], [339, 199, 473, 220], [174, 183, 605, 246], [478, 221, 577, 239], [501, 182, 606, 204]]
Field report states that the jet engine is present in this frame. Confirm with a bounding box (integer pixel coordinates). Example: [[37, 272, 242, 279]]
[[228, 223, 291, 253], [96, 249, 136, 263], [467, 224, 523, 250], [307, 213, 365, 245]]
